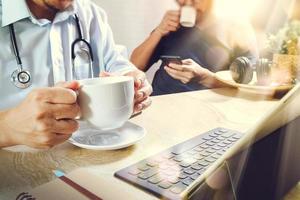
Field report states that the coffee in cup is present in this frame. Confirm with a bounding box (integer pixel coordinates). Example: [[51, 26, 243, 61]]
[[180, 5, 197, 28], [78, 76, 134, 130]]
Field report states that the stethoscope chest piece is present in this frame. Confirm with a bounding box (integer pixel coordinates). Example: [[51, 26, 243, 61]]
[[11, 67, 32, 89]]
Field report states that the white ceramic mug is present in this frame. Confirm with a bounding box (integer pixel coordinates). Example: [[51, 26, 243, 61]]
[[180, 5, 197, 28], [78, 76, 134, 130]]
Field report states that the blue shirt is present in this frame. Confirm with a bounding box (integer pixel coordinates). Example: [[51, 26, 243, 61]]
[[148, 16, 258, 96], [0, 0, 135, 110]]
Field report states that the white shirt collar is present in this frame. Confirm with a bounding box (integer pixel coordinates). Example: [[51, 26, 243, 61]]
[[1, 0, 31, 27], [53, 2, 77, 24]]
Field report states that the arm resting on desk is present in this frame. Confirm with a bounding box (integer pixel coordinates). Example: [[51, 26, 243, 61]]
[[0, 110, 16, 148]]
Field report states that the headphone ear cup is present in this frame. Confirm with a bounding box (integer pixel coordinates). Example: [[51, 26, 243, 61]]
[[230, 57, 253, 84], [256, 58, 271, 85]]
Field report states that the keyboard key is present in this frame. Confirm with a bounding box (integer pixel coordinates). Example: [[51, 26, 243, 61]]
[[148, 175, 163, 184], [162, 153, 175, 159], [182, 158, 197, 165], [167, 177, 180, 184], [209, 132, 219, 137], [170, 183, 187, 194], [211, 138, 220, 143], [198, 168, 206, 175], [159, 164, 170, 170], [146, 160, 159, 167], [193, 154, 204, 160], [211, 153, 221, 159], [148, 157, 166, 166], [221, 132, 234, 138], [205, 141, 215, 146], [228, 138, 238, 142], [128, 168, 141, 176], [190, 173, 201, 180], [173, 156, 183, 162], [182, 177, 194, 186], [217, 143, 227, 148], [212, 146, 222, 151], [198, 160, 210, 167], [138, 173, 152, 180], [161, 169, 178, 176], [191, 164, 203, 171], [218, 128, 228, 133], [187, 150, 198, 155], [206, 149, 216, 154], [193, 146, 204, 152], [180, 163, 191, 168], [217, 149, 227, 155], [138, 165, 150, 171], [223, 140, 232, 145], [216, 136, 224, 140], [199, 144, 209, 149], [138, 170, 157, 180], [202, 135, 213, 140], [158, 181, 172, 189], [233, 135, 242, 140], [171, 138, 206, 155], [178, 173, 188, 179], [180, 153, 191, 158], [199, 151, 211, 157], [166, 161, 178, 167], [213, 130, 224, 135], [223, 146, 231, 150], [183, 168, 196, 175], [205, 157, 217, 163]]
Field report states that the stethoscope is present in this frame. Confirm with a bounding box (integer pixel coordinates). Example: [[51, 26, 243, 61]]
[[9, 14, 94, 89]]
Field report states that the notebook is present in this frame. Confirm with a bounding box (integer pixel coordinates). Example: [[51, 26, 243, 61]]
[[15, 168, 151, 200]]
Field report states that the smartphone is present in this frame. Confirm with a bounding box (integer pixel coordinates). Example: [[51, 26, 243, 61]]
[[160, 55, 183, 65]]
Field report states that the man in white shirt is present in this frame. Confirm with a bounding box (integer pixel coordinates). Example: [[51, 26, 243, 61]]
[[0, 0, 152, 149]]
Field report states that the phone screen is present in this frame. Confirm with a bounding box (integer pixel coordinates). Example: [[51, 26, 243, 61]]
[[160, 55, 182, 65]]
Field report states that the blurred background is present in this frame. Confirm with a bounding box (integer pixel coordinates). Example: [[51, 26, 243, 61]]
[[92, 0, 300, 83], [92, 0, 300, 55]]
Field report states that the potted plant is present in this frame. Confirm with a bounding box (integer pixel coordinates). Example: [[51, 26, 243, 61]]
[[267, 20, 300, 84]]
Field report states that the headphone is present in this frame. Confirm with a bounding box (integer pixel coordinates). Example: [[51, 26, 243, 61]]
[[229, 57, 272, 85]]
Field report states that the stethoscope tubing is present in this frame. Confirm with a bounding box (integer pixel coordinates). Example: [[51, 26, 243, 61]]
[[9, 24, 23, 68], [8, 14, 94, 88]]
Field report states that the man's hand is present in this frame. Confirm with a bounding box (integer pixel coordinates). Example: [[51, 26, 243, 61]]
[[125, 70, 153, 114], [1, 81, 81, 149], [154, 10, 180, 37], [164, 59, 223, 88]]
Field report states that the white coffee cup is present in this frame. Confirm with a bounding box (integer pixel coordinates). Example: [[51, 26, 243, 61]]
[[78, 76, 134, 130], [180, 5, 197, 28]]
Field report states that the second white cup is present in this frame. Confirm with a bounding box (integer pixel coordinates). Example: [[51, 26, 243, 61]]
[[180, 5, 197, 28]]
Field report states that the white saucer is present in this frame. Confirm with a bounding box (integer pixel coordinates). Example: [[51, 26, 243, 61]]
[[215, 70, 294, 95], [69, 121, 146, 150]]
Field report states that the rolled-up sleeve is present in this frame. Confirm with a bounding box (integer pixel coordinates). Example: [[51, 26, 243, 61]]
[[89, 3, 136, 75]]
